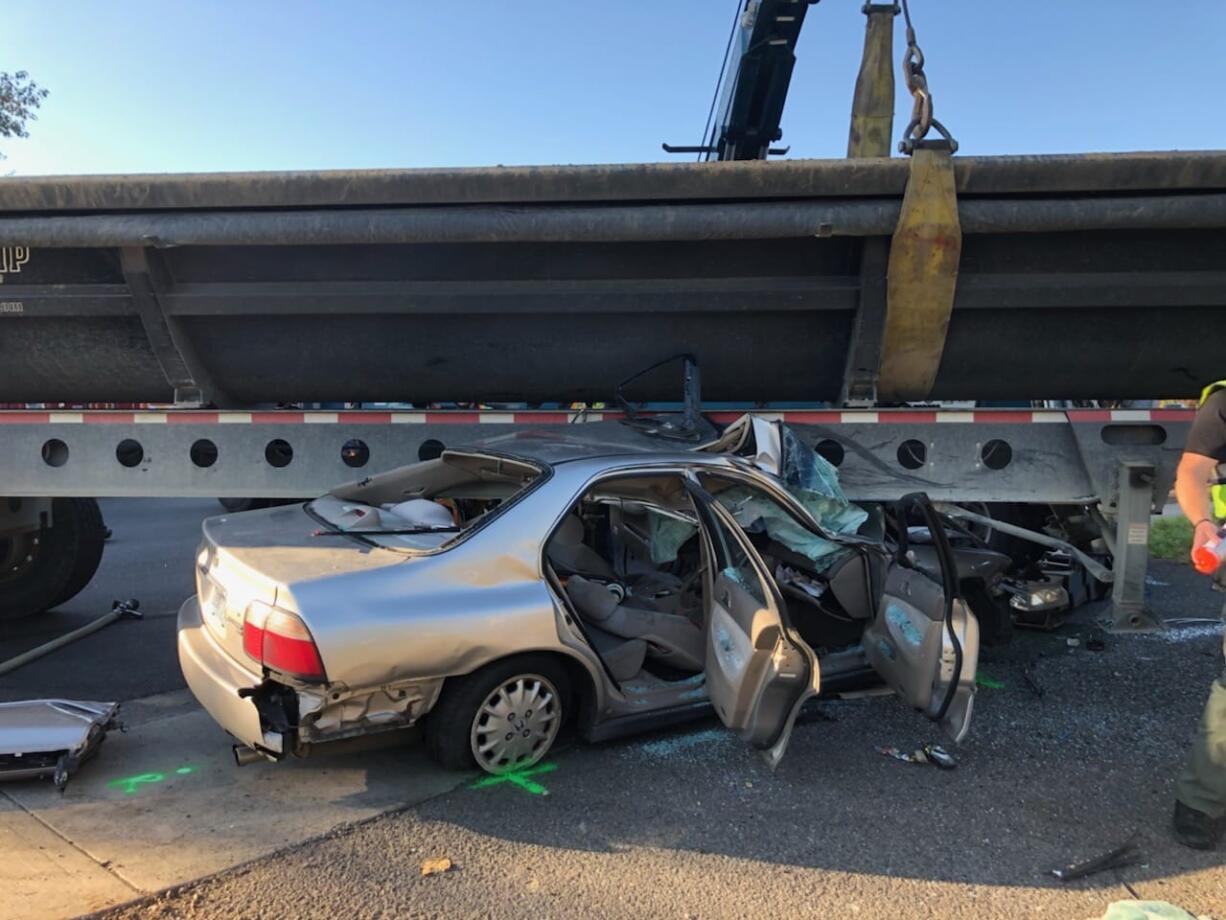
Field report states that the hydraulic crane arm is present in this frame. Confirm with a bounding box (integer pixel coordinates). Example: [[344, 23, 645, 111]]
[[664, 0, 819, 161]]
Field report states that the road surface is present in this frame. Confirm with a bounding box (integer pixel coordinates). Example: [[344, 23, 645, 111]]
[[1, 500, 1223, 919]]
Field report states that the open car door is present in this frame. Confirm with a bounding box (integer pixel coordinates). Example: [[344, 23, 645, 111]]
[[686, 479, 820, 768], [861, 494, 980, 742]]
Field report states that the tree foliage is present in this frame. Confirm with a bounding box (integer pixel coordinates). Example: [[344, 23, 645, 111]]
[[0, 71, 49, 146]]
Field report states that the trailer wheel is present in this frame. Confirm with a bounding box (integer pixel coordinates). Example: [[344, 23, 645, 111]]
[[0, 498, 107, 621]]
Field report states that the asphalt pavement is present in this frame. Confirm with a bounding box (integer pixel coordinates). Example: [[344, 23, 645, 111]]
[[3, 500, 1225, 919], [0, 498, 209, 703]]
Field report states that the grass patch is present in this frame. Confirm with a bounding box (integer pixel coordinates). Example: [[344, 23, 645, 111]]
[[1150, 516, 1193, 562]]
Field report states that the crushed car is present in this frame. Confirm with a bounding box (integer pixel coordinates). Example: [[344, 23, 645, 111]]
[[179, 415, 1002, 775]]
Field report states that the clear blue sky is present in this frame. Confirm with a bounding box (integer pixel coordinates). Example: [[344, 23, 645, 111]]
[[3, 0, 1223, 175]]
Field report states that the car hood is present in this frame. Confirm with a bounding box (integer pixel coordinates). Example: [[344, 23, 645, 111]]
[[203, 503, 408, 594]]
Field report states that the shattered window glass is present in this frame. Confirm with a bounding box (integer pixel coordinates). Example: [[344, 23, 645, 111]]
[[700, 464, 864, 572], [703, 503, 767, 607], [694, 425, 870, 572], [778, 426, 868, 538]]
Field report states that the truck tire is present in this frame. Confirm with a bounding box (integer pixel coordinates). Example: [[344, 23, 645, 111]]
[[0, 498, 107, 621]]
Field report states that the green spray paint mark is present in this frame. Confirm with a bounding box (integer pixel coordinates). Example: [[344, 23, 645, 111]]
[[976, 673, 1005, 690], [470, 761, 558, 796], [107, 765, 199, 794], [108, 772, 166, 795]]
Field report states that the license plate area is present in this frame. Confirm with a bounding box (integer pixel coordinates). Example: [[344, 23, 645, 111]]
[[200, 577, 229, 639]]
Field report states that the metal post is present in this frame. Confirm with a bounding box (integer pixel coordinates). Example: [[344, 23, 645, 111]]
[[1110, 461, 1162, 631]]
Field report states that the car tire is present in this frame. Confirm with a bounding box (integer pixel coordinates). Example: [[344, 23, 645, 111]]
[[0, 498, 107, 621], [426, 655, 571, 774]]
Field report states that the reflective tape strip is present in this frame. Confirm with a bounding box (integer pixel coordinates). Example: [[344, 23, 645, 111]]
[[0, 408, 1196, 425]]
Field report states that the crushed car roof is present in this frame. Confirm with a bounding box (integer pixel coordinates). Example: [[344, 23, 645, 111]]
[[462, 417, 723, 466]]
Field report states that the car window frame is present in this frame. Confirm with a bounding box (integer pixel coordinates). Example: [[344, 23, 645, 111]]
[[308, 448, 553, 558], [537, 462, 702, 578]]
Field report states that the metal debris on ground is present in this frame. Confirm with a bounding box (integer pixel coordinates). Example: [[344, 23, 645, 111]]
[[0, 700, 121, 791], [0, 599, 142, 677], [420, 857, 454, 877], [1050, 836, 1140, 882], [876, 744, 957, 770]]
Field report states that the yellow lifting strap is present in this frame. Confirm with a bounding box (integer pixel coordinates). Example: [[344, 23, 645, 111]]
[[847, 3, 898, 159], [878, 146, 961, 401]]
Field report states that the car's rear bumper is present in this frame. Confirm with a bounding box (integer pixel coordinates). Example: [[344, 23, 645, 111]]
[[178, 596, 285, 755]]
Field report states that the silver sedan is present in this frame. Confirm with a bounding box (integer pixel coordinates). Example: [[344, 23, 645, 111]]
[[179, 418, 982, 775]]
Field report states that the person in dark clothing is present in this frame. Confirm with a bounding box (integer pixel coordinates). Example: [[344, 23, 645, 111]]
[[1172, 384, 1226, 848]]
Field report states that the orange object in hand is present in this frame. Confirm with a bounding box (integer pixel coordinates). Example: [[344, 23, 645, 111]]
[[1193, 527, 1226, 574]]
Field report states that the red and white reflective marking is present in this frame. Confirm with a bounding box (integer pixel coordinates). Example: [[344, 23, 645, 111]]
[[0, 408, 1196, 425]]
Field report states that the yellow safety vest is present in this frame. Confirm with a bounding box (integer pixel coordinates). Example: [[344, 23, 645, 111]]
[[1199, 379, 1226, 520]]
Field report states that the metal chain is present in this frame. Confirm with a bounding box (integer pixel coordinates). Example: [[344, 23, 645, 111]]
[[898, 0, 958, 154]]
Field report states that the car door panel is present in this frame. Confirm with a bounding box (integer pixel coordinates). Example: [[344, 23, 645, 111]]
[[862, 498, 980, 742], [690, 486, 819, 767]]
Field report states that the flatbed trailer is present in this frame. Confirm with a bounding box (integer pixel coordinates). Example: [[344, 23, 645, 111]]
[[0, 404, 1193, 631], [0, 152, 1222, 407]]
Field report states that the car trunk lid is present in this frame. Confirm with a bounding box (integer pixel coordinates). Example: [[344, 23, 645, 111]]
[[198, 503, 406, 668]]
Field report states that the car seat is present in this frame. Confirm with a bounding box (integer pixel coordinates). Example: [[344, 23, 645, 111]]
[[566, 575, 705, 673]]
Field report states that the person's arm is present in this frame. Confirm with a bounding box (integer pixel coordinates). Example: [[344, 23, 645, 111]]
[[1176, 450, 1221, 558]]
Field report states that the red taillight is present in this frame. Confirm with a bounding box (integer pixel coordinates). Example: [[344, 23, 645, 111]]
[[242, 603, 325, 682]]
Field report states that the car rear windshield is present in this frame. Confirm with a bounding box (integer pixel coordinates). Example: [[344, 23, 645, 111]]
[[309, 450, 546, 553]]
